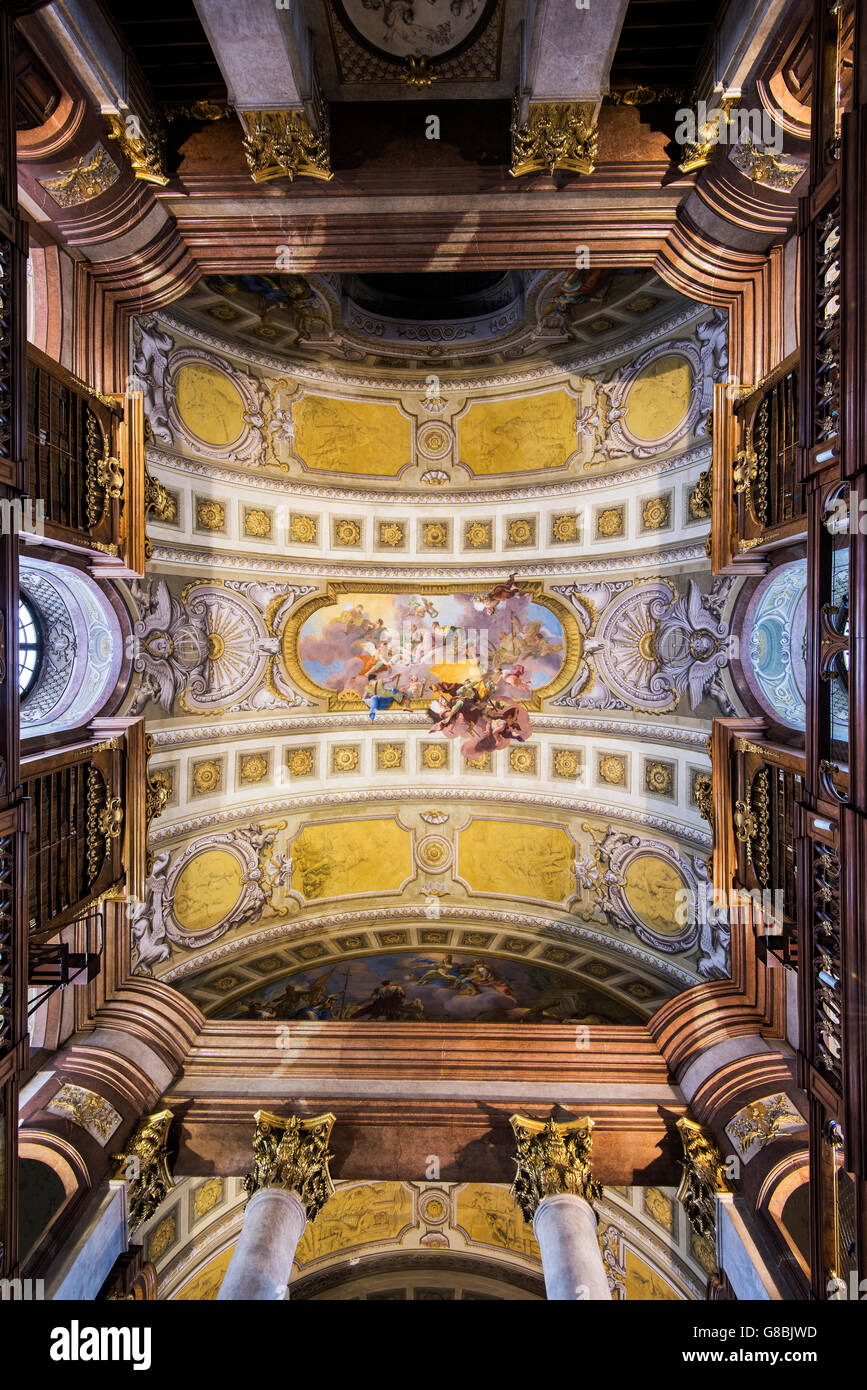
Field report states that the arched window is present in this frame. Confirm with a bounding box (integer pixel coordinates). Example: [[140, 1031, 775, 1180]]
[[18, 596, 41, 697], [19, 558, 123, 736]]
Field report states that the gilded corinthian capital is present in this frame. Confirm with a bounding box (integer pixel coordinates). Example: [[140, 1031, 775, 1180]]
[[244, 1111, 336, 1220], [240, 108, 333, 183], [510, 1114, 602, 1222], [510, 98, 597, 178], [110, 1109, 175, 1233], [675, 1117, 731, 1241]]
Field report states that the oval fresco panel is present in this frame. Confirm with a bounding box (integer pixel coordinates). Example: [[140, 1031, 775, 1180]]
[[173, 849, 245, 933], [174, 363, 246, 447], [624, 353, 692, 442], [215, 951, 645, 1024], [622, 854, 687, 937], [294, 589, 567, 700]]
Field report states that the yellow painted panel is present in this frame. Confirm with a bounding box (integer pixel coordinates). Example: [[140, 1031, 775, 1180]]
[[290, 818, 413, 900], [625, 1248, 681, 1300], [457, 390, 577, 475], [175, 1245, 233, 1300], [293, 393, 412, 476], [295, 1182, 413, 1266], [457, 819, 574, 903], [174, 363, 246, 446], [173, 849, 244, 933], [624, 353, 691, 441], [622, 855, 686, 937], [457, 1184, 541, 1259]]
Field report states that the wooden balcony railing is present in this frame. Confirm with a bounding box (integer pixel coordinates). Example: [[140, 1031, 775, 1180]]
[[721, 731, 806, 968], [702, 355, 806, 573], [21, 737, 125, 942], [733, 352, 804, 552], [24, 345, 151, 575]]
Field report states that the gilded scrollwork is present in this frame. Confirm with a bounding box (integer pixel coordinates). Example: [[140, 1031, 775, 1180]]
[[111, 1109, 176, 1232], [675, 1117, 731, 1243], [689, 464, 713, 519], [105, 112, 169, 186]]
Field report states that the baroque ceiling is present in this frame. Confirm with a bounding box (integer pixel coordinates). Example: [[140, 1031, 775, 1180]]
[[123, 269, 742, 1023]]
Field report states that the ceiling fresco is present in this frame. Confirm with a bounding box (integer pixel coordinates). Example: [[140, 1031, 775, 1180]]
[[128, 269, 742, 1020], [213, 951, 645, 1024], [135, 1177, 713, 1301]]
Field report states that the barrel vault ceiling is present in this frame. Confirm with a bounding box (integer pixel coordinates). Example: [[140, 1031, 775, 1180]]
[[122, 266, 742, 1024]]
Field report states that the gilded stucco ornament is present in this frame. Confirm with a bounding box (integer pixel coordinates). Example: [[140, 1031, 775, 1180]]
[[241, 107, 333, 183], [510, 98, 597, 177], [145, 736, 170, 873], [677, 98, 736, 174], [111, 1109, 176, 1233], [47, 1083, 122, 1143], [724, 1094, 806, 1161], [244, 1111, 336, 1220], [510, 1114, 602, 1223], [689, 464, 713, 519], [675, 1117, 731, 1243], [728, 137, 807, 190], [38, 143, 121, 207]]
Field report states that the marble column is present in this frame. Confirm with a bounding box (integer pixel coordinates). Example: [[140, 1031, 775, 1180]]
[[217, 1110, 335, 1302], [533, 1192, 611, 1300], [510, 1113, 612, 1301], [218, 1188, 306, 1301]]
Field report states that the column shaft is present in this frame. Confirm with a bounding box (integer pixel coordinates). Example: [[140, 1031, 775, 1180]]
[[533, 1192, 612, 1300], [217, 1188, 306, 1301]]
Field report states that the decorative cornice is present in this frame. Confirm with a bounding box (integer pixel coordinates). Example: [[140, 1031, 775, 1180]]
[[155, 301, 711, 389], [148, 543, 709, 579], [148, 712, 712, 751], [145, 441, 713, 507], [148, 784, 713, 848]]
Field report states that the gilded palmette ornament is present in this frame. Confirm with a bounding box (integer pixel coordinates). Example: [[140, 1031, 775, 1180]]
[[110, 1109, 175, 1233], [509, 1114, 602, 1223], [510, 98, 597, 177], [674, 1117, 731, 1241], [244, 1110, 336, 1220]]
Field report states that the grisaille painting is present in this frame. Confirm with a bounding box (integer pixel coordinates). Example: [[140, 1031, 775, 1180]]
[[217, 952, 643, 1024]]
